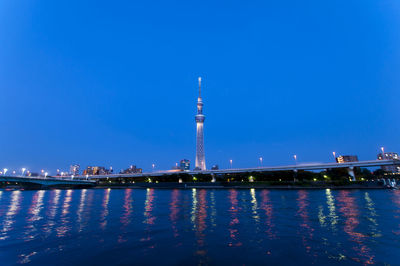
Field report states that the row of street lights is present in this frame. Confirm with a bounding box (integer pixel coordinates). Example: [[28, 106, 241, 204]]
[[228, 147, 387, 169]]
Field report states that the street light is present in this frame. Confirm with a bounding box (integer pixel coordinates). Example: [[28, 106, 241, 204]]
[[259, 157, 263, 167], [381, 147, 385, 159], [44, 172, 48, 178], [3, 168, 8, 176], [22, 168, 26, 176], [293, 155, 297, 165], [332, 152, 336, 161], [229, 159, 233, 169], [152, 164, 155, 172]]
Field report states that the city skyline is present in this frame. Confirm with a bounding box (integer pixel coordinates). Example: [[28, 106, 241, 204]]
[[1, 1, 400, 173]]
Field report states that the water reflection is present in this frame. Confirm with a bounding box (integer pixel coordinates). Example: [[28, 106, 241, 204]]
[[364, 192, 380, 238], [100, 188, 111, 230], [318, 205, 327, 227], [169, 189, 180, 238], [195, 189, 208, 257], [260, 190, 276, 239], [143, 188, 155, 225], [56, 190, 73, 237], [121, 189, 133, 227], [250, 189, 260, 223], [44, 189, 61, 237], [296, 190, 314, 254], [142, 188, 156, 246], [0, 189, 398, 265], [209, 190, 217, 228], [228, 189, 242, 247], [27, 190, 45, 222], [337, 190, 374, 264], [24, 190, 46, 242], [77, 189, 87, 232], [0, 190, 22, 240], [391, 190, 400, 235], [325, 189, 338, 231], [191, 188, 197, 228], [119, 189, 133, 243]]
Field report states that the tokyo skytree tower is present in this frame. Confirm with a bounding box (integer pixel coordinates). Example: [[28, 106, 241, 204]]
[[195, 77, 206, 170]]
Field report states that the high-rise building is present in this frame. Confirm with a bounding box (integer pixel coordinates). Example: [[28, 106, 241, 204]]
[[180, 159, 190, 171], [377, 152, 400, 173], [120, 165, 143, 174], [195, 77, 206, 171], [82, 166, 112, 175], [336, 155, 358, 163], [70, 164, 80, 176]]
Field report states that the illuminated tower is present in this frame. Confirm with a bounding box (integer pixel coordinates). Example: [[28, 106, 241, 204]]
[[195, 77, 206, 170]]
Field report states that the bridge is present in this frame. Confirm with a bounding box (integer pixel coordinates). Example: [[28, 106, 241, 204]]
[[0, 175, 96, 188], [82, 159, 399, 181]]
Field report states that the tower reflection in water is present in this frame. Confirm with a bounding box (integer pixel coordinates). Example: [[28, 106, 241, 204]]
[[195, 189, 208, 257], [337, 190, 374, 264]]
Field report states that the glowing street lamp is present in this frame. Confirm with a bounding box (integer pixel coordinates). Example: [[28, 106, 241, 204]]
[[229, 159, 233, 169], [259, 157, 263, 167], [152, 163, 155, 172], [332, 152, 336, 161], [381, 147, 385, 159], [3, 168, 8, 176], [22, 168, 26, 176], [44, 172, 48, 178], [293, 155, 297, 165]]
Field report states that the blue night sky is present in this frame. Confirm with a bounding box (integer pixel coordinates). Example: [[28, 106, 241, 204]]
[[1, 0, 400, 173]]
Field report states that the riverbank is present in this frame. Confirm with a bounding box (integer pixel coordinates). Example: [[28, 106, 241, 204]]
[[94, 181, 393, 190]]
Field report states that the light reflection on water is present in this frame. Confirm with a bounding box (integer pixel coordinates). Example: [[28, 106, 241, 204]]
[[169, 189, 180, 238], [1, 190, 22, 240], [260, 190, 276, 239], [296, 190, 314, 255], [325, 188, 338, 231], [56, 190, 73, 238], [337, 190, 374, 264], [228, 189, 242, 247], [24, 190, 46, 242], [100, 188, 110, 230], [0, 189, 400, 265]]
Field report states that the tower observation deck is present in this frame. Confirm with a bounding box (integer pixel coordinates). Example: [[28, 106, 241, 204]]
[[195, 77, 206, 170]]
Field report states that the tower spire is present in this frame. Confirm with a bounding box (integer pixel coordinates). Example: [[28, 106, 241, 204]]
[[198, 77, 202, 98]]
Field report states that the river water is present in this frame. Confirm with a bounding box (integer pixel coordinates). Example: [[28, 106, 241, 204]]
[[0, 188, 399, 265]]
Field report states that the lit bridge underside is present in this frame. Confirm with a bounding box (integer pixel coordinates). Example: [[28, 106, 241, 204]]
[[83, 160, 399, 180]]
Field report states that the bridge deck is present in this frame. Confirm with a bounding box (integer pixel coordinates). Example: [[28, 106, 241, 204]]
[[81, 159, 399, 180]]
